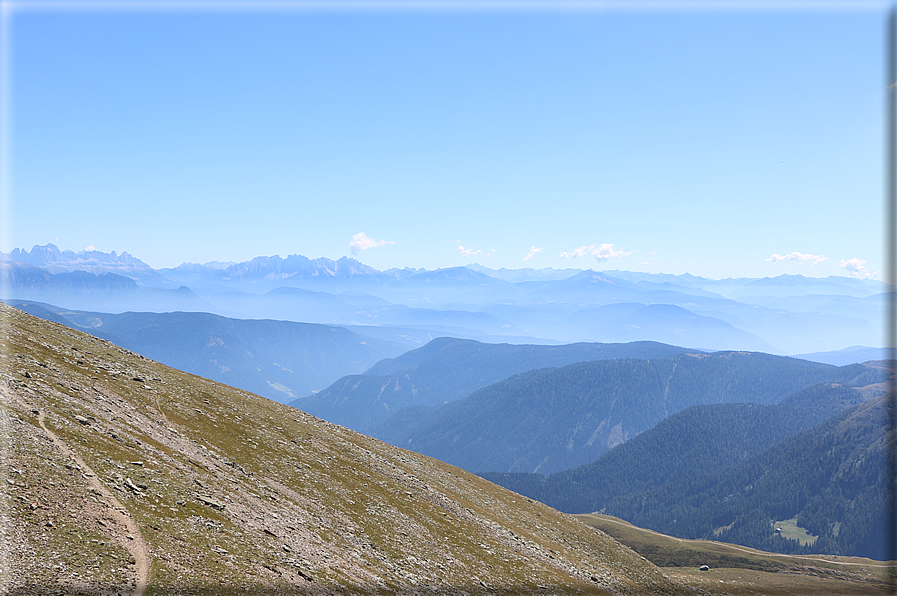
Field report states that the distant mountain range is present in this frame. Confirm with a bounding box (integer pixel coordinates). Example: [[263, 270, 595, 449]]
[[6, 300, 405, 402], [561, 302, 777, 352], [2, 243, 890, 354], [792, 345, 889, 366], [0, 260, 212, 313]]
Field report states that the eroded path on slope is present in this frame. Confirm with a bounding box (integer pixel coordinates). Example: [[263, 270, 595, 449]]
[[25, 398, 152, 596]]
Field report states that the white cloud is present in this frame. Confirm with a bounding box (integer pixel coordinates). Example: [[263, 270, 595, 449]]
[[455, 244, 496, 259], [522, 246, 544, 261], [560, 246, 590, 259], [765, 251, 827, 266], [84, 245, 96, 251], [560, 243, 634, 262], [839, 258, 878, 279], [457, 245, 481, 257], [349, 232, 394, 256]]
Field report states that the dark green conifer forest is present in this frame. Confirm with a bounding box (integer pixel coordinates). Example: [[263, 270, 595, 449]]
[[483, 386, 894, 559]]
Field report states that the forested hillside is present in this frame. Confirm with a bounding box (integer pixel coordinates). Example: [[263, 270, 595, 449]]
[[480, 382, 869, 513], [602, 394, 894, 559], [374, 352, 872, 475], [292, 337, 689, 431]]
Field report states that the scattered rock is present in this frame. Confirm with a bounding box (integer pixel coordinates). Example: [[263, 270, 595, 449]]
[[124, 478, 144, 494], [74, 415, 91, 425], [296, 569, 315, 583], [197, 495, 226, 511]]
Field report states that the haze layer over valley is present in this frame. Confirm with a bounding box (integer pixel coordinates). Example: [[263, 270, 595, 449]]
[[2, 244, 888, 358]]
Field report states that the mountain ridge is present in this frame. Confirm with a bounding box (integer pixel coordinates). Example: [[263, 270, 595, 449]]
[[291, 338, 692, 432], [5, 300, 407, 403], [371, 353, 879, 476]]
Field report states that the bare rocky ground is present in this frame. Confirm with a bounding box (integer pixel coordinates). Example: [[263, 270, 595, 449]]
[[0, 303, 698, 595]]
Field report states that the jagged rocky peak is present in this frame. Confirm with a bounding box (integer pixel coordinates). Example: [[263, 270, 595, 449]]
[[7, 243, 148, 267], [221, 253, 380, 280]]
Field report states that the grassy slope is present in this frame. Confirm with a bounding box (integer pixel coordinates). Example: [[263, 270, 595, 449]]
[[576, 514, 894, 596], [0, 303, 690, 595]]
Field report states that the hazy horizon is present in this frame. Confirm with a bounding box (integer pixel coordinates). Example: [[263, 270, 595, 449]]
[[5, 239, 891, 286]]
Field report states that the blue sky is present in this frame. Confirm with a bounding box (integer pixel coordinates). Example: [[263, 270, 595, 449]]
[[1, 1, 889, 279]]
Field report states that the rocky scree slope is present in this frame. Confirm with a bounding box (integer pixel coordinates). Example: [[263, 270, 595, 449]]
[[0, 303, 694, 595]]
